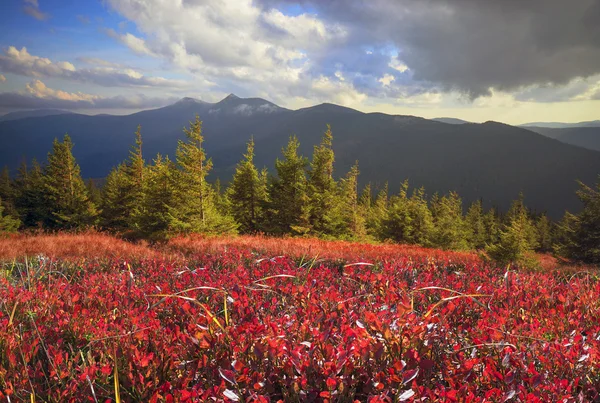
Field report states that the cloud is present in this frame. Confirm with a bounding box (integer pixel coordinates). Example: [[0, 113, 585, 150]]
[[77, 15, 91, 25], [0, 80, 176, 110], [104, 0, 348, 102], [104, 29, 155, 56], [23, 0, 50, 21], [0, 46, 187, 89], [254, 0, 600, 99], [0, 74, 5, 83]]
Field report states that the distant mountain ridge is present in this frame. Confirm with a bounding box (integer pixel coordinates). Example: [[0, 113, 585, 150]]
[[0, 109, 73, 122], [520, 120, 600, 129], [1, 95, 599, 219]]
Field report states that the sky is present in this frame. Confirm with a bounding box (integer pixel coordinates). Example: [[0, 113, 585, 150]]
[[0, 0, 599, 124]]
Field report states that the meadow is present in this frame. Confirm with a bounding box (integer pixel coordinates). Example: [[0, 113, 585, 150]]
[[0, 233, 599, 402]]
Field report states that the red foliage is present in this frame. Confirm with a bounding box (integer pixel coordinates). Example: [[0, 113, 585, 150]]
[[0, 234, 599, 402]]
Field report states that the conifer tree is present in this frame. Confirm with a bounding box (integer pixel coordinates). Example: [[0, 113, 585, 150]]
[[0, 196, 20, 233], [366, 183, 388, 239], [466, 200, 486, 249], [565, 178, 600, 264], [138, 155, 179, 241], [175, 116, 236, 233], [267, 136, 310, 235], [486, 201, 538, 266], [86, 179, 103, 208], [307, 125, 337, 236], [122, 125, 146, 228], [100, 126, 147, 233], [338, 162, 366, 239], [44, 135, 97, 229], [381, 181, 433, 245], [483, 207, 501, 246], [100, 165, 131, 232], [430, 192, 469, 250], [227, 138, 268, 233], [0, 166, 17, 217], [535, 214, 553, 252], [13, 160, 46, 228]]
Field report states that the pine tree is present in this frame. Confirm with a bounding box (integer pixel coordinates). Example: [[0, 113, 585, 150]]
[[535, 214, 553, 252], [13, 160, 46, 228], [122, 125, 146, 228], [483, 207, 501, 246], [430, 192, 469, 250], [0, 196, 20, 233], [227, 138, 268, 233], [307, 125, 337, 236], [0, 166, 18, 217], [380, 181, 433, 245], [568, 178, 600, 264], [338, 162, 366, 239], [487, 203, 538, 266], [100, 126, 147, 233], [100, 164, 131, 232], [175, 116, 236, 233], [367, 183, 388, 239], [44, 135, 98, 229], [407, 187, 434, 246], [466, 200, 486, 249], [138, 155, 180, 241], [267, 136, 310, 235]]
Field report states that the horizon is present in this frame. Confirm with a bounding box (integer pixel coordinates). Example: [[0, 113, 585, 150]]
[[1, 0, 599, 124]]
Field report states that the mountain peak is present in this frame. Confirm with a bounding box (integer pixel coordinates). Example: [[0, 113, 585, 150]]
[[222, 93, 240, 102], [175, 97, 203, 105]]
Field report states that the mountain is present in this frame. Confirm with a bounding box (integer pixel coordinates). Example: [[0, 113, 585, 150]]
[[524, 126, 600, 152], [0, 109, 74, 122], [520, 120, 600, 129], [432, 117, 471, 124], [1, 96, 600, 219]]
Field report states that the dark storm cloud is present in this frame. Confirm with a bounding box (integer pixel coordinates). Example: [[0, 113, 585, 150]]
[[256, 0, 600, 98]]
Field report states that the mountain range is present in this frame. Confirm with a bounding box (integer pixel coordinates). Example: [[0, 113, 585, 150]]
[[1, 95, 599, 219]]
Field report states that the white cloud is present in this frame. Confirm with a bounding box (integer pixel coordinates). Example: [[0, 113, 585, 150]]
[[0, 80, 175, 110], [105, 29, 155, 57], [23, 0, 50, 21], [104, 0, 346, 100], [379, 74, 395, 86], [0, 46, 187, 89]]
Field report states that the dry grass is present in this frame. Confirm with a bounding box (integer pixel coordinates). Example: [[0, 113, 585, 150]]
[[0, 231, 160, 261], [166, 234, 479, 262]]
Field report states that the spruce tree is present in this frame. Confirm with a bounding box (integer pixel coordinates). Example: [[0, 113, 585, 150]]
[[483, 207, 501, 246], [122, 125, 146, 228], [430, 192, 469, 250], [487, 202, 538, 266], [44, 135, 97, 229], [175, 116, 236, 233], [100, 126, 147, 233], [381, 181, 433, 245], [0, 196, 20, 233], [100, 165, 131, 232], [138, 155, 179, 241], [366, 183, 388, 239], [307, 125, 337, 236], [535, 214, 553, 252], [466, 200, 486, 249], [0, 166, 17, 217], [13, 160, 46, 228], [338, 162, 366, 239], [227, 138, 268, 233], [267, 136, 310, 235], [568, 178, 600, 264]]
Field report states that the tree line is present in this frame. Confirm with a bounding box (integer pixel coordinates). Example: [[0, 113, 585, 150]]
[[0, 117, 598, 266]]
